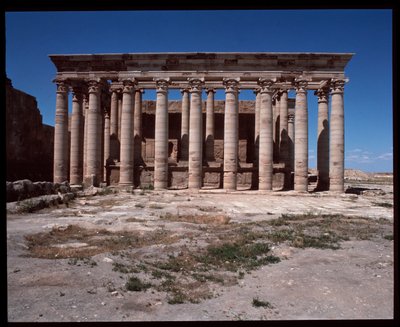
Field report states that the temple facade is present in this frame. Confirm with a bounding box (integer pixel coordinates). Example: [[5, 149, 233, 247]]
[[50, 52, 353, 192]]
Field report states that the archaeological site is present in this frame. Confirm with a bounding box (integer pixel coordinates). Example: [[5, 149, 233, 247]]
[[50, 52, 352, 192], [7, 52, 394, 322]]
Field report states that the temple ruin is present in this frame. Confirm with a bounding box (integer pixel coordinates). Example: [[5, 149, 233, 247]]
[[6, 77, 54, 181], [49, 52, 353, 192]]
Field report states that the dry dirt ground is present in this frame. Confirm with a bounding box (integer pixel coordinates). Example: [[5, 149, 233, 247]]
[[7, 180, 394, 322]]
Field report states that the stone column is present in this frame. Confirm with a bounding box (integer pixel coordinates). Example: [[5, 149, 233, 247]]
[[110, 88, 121, 161], [279, 89, 289, 165], [205, 88, 215, 161], [83, 95, 88, 178], [294, 80, 309, 192], [273, 92, 281, 162], [315, 87, 330, 191], [85, 80, 102, 186], [154, 78, 170, 189], [110, 90, 119, 137], [329, 79, 346, 192], [288, 113, 295, 174], [258, 78, 274, 191], [279, 89, 290, 189], [251, 88, 261, 189], [103, 112, 110, 182], [53, 81, 69, 183], [223, 78, 240, 190], [70, 86, 84, 185], [188, 78, 204, 189], [119, 79, 135, 186], [134, 89, 144, 165], [180, 88, 190, 161], [117, 93, 122, 141]]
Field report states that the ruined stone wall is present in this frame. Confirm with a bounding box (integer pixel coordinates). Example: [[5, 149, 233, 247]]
[[6, 78, 54, 181]]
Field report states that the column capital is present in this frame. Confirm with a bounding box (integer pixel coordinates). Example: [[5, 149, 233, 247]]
[[314, 87, 329, 103], [188, 78, 205, 93], [180, 88, 189, 95], [294, 78, 308, 93], [154, 78, 171, 93], [56, 81, 69, 94], [110, 81, 123, 93], [223, 78, 240, 93], [257, 78, 274, 93], [206, 88, 216, 94], [135, 88, 145, 94], [288, 113, 295, 123], [87, 80, 101, 94], [253, 87, 261, 95], [330, 79, 347, 94], [121, 79, 136, 93]]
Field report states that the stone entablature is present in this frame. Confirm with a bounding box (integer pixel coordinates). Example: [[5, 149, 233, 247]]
[[49, 52, 353, 192], [50, 52, 351, 90]]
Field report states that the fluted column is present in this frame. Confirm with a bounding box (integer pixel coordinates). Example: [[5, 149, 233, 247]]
[[119, 79, 135, 186], [53, 81, 69, 183], [85, 80, 102, 186], [133, 89, 144, 166], [258, 78, 274, 191], [188, 78, 204, 189], [315, 87, 330, 191], [180, 88, 190, 161], [294, 79, 309, 192], [103, 112, 110, 183], [288, 113, 295, 175], [251, 88, 261, 189], [205, 88, 215, 161], [154, 78, 170, 189], [329, 79, 345, 192], [70, 86, 84, 185]]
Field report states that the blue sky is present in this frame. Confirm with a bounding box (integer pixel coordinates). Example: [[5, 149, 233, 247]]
[[5, 10, 393, 172]]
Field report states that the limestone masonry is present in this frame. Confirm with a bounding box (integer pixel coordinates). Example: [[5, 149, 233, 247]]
[[6, 78, 54, 181], [49, 52, 353, 192]]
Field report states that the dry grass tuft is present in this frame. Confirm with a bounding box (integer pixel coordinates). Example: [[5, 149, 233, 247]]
[[24, 225, 178, 259], [162, 213, 231, 225]]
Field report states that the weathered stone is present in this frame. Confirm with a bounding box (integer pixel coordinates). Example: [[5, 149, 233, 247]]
[[49, 52, 352, 192], [6, 78, 54, 182]]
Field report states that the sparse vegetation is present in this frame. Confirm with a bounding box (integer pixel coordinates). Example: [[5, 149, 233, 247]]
[[97, 187, 115, 196], [21, 203, 393, 306], [161, 213, 230, 225], [68, 257, 97, 267], [24, 225, 177, 259], [372, 202, 393, 208], [125, 276, 152, 292], [149, 203, 164, 209], [252, 298, 273, 308]]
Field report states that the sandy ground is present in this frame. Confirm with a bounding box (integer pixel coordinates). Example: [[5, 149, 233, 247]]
[[7, 181, 394, 322]]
